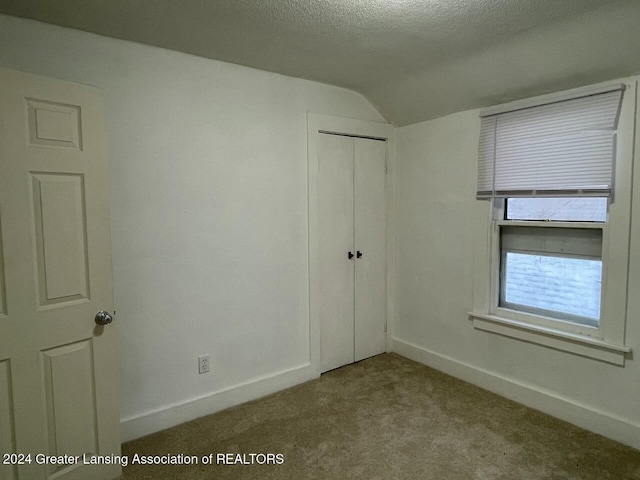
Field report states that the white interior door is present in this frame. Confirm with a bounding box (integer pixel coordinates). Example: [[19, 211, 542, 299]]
[[318, 134, 355, 373], [0, 68, 121, 480], [354, 138, 387, 361], [318, 133, 387, 373]]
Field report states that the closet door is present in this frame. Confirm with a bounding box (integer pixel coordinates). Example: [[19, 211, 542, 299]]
[[318, 134, 355, 373], [354, 138, 387, 361]]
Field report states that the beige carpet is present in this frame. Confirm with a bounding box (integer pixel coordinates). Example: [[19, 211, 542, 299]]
[[122, 353, 640, 479]]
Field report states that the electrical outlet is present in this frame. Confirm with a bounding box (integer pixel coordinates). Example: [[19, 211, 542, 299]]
[[198, 355, 210, 374]]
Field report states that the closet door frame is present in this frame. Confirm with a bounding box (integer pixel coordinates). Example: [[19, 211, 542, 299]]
[[307, 113, 395, 376]]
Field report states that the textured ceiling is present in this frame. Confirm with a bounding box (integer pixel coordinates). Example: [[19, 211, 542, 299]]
[[1, 0, 640, 125]]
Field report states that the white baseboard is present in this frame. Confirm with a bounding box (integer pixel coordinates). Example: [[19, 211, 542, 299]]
[[120, 363, 316, 442], [392, 337, 640, 451]]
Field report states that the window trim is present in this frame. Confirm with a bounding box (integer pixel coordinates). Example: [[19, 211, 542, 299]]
[[469, 312, 630, 366], [470, 80, 636, 364]]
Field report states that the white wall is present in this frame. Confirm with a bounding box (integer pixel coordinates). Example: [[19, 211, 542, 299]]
[[0, 14, 385, 441], [393, 79, 640, 449]]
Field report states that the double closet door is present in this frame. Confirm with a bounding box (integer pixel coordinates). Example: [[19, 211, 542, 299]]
[[318, 133, 387, 373]]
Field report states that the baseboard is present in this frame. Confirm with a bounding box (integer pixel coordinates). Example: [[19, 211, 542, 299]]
[[392, 337, 640, 451], [120, 363, 317, 442]]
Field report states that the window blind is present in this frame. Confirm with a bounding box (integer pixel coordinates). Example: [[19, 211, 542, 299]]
[[477, 87, 624, 198]]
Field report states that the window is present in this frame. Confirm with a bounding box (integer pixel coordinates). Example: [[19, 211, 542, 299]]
[[470, 82, 633, 364], [499, 210, 604, 327], [502, 251, 602, 323], [495, 199, 606, 331]]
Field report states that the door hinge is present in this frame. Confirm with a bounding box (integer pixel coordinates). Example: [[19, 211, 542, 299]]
[[384, 164, 388, 174], [384, 322, 387, 333]]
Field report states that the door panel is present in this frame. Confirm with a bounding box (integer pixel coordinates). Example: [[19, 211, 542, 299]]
[[0, 68, 121, 480], [26, 99, 82, 150], [32, 173, 89, 306], [318, 134, 355, 373], [42, 340, 98, 464], [354, 138, 387, 362]]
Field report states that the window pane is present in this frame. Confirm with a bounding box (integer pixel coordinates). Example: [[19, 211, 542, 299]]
[[502, 252, 601, 325], [506, 198, 607, 222]]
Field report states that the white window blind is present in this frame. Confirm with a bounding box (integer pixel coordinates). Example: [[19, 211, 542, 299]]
[[477, 87, 624, 198]]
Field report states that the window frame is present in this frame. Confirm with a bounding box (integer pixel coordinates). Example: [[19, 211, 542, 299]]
[[470, 80, 636, 364]]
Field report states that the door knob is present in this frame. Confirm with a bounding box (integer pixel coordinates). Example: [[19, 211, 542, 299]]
[[95, 311, 113, 325], [348, 251, 354, 259], [357, 251, 363, 258]]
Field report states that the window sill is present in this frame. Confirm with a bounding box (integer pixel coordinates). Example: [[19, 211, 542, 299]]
[[468, 312, 631, 366]]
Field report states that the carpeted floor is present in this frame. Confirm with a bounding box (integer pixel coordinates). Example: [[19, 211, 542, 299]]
[[122, 353, 640, 479]]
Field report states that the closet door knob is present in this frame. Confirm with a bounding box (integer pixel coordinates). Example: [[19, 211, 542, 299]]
[[348, 251, 354, 259], [356, 251, 363, 258]]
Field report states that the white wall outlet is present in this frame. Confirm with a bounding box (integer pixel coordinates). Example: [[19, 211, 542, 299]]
[[198, 355, 210, 374]]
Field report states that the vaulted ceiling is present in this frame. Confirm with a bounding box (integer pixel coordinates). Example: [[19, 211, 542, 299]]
[[1, 0, 640, 126]]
